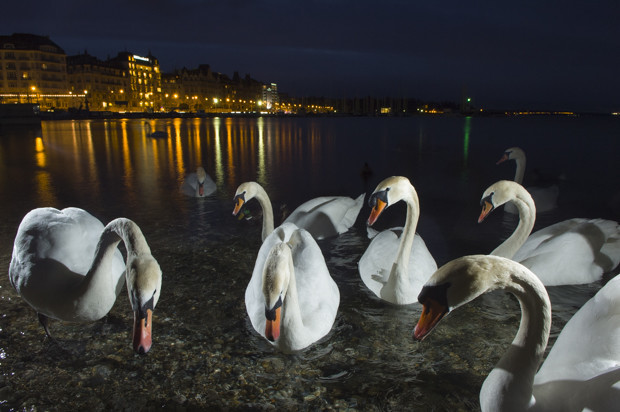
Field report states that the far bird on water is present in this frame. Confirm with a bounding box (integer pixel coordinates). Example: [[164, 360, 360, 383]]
[[181, 166, 216, 197], [9, 207, 163, 354], [232, 181, 364, 241], [144, 122, 168, 138], [478, 180, 620, 286], [358, 176, 437, 304], [497, 147, 559, 213]]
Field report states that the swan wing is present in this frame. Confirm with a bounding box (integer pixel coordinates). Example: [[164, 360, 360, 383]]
[[289, 228, 340, 341], [515, 219, 620, 285], [359, 228, 437, 301], [284, 194, 364, 239], [9, 207, 125, 319], [533, 275, 620, 408]]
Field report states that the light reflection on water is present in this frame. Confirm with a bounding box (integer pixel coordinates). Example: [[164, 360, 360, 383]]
[[0, 116, 618, 410]]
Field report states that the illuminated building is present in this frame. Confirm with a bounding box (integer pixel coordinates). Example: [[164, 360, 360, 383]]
[[262, 83, 279, 110], [66, 52, 128, 111], [0, 33, 69, 110], [107, 52, 162, 111]]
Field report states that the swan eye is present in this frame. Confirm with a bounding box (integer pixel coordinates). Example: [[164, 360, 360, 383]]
[[480, 193, 494, 206], [265, 295, 283, 321], [369, 188, 389, 208], [417, 282, 450, 308]]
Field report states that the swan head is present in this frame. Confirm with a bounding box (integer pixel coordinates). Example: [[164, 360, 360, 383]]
[[126, 254, 162, 355], [262, 242, 293, 342], [478, 180, 530, 223], [196, 167, 207, 184], [497, 147, 525, 165], [367, 176, 417, 225], [413, 255, 508, 341], [233, 182, 261, 216], [196, 167, 207, 196]]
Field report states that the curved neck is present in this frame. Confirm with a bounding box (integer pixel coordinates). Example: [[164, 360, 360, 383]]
[[382, 193, 420, 303], [279, 256, 308, 349], [491, 194, 535, 259], [513, 156, 526, 184], [253, 185, 275, 242], [75, 218, 150, 320], [480, 266, 551, 411]]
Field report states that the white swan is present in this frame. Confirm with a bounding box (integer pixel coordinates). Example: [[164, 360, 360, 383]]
[[414, 254, 620, 412], [232, 181, 364, 241], [181, 166, 216, 197], [497, 147, 559, 214], [9, 207, 163, 354], [358, 176, 437, 304], [245, 223, 339, 352], [144, 122, 167, 138], [479, 180, 620, 286]]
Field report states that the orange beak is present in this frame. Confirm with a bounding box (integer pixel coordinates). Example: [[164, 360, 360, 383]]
[[413, 298, 448, 341], [232, 197, 245, 216], [133, 308, 153, 354], [496, 153, 509, 165], [265, 306, 281, 341], [478, 200, 494, 223], [368, 198, 387, 226]]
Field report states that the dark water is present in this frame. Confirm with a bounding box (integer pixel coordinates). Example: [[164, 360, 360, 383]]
[[0, 116, 618, 410]]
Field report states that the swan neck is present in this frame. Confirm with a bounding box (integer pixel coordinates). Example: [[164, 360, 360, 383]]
[[281, 259, 304, 334], [254, 186, 275, 242], [395, 196, 420, 270], [480, 266, 551, 411], [514, 157, 526, 184], [383, 194, 420, 303], [491, 195, 535, 259], [82, 219, 151, 297]]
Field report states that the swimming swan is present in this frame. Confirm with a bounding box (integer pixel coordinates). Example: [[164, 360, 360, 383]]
[[358, 176, 437, 304], [9, 207, 162, 354], [181, 166, 216, 197], [245, 223, 339, 352], [232, 181, 364, 241], [497, 147, 558, 214], [479, 180, 620, 285], [414, 254, 620, 412]]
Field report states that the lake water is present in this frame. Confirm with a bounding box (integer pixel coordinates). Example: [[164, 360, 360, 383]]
[[0, 115, 618, 410]]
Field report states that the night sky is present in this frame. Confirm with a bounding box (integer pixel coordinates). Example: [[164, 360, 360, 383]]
[[2, 0, 619, 112]]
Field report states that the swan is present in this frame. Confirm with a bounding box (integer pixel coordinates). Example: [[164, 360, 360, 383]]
[[9, 207, 163, 354], [497, 147, 559, 214], [181, 166, 216, 197], [478, 180, 620, 286], [232, 181, 364, 241], [144, 122, 168, 138], [358, 176, 437, 304], [414, 254, 620, 412], [245, 223, 339, 352]]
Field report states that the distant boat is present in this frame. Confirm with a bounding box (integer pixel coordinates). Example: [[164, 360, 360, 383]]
[[0, 104, 41, 126], [144, 122, 168, 138]]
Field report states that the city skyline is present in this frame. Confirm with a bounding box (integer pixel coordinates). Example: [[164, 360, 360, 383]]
[[2, 0, 619, 112]]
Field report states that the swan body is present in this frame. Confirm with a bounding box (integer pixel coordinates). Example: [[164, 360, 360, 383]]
[[414, 254, 620, 412], [358, 176, 437, 304], [245, 223, 339, 352], [144, 122, 167, 138], [479, 180, 620, 286], [232, 181, 364, 241], [497, 147, 559, 214], [9, 207, 162, 354], [181, 166, 216, 197]]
